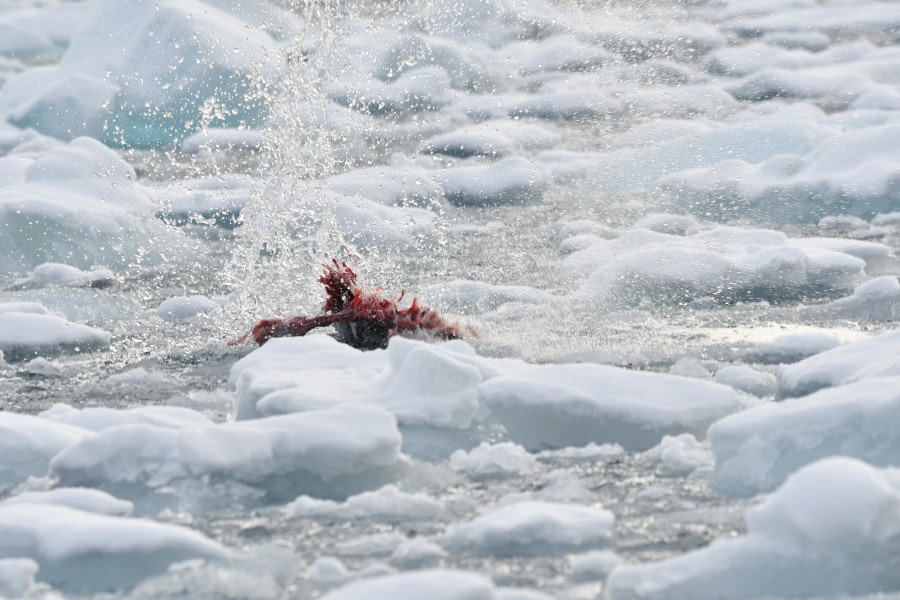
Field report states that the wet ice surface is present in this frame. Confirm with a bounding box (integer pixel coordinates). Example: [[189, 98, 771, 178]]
[[2, 0, 900, 598]]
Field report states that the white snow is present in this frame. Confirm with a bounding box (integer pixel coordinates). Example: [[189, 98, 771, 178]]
[[441, 501, 614, 556], [230, 335, 743, 451], [438, 157, 549, 206], [607, 457, 900, 599], [40, 404, 211, 432], [450, 442, 538, 481], [0, 503, 228, 593], [0, 411, 91, 484], [0, 558, 38, 599], [0, 0, 285, 147], [49, 405, 405, 504], [14, 262, 114, 289], [286, 485, 445, 523], [156, 295, 220, 322], [322, 569, 497, 600], [641, 434, 713, 477], [0, 487, 133, 517], [0, 137, 194, 272], [713, 365, 777, 397], [744, 331, 841, 364], [104, 367, 176, 386], [778, 329, 900, 397], [710, 376, 900, 495]]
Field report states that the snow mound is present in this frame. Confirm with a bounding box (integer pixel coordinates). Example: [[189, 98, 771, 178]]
[[744, 331, 841, 364], [441, 501, 614, 556], [563, 223, 869, 307], [450, 442, 537, 480], [0, 412, 91, 484], [230, 336, 743, 451], [0, 558, 38, 599], [156, 295, 220, 321], [662, 124, 900, 223], [714, 365, 777, 397], [0, 137, 194, 272], [778, 329, 900, 397], [286, 485, 445, 523], [1, 488, 133, 517], [420, 120, 560, 158], [802, 276, 900, 321], [710, 377, 900, 496], [0, 0, 284, 147], [14, 262, 114, 289], [0, 503, 227, 593], [0, 309, 110, 361], [607, 457, 900, 599], [438, 157, 548, 206], [479, 363, 742, 451], [322, 569, 497, 600], [641, 434, 713, 477], [49, 405, 405, 506], [40, 403, 213, 432]]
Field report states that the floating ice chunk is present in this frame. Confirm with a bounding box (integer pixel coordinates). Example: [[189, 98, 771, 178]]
[[40, 403, 212, 432], [564, 225, 867, 307], [24, 356, 62, 377], [0, 137, 194, 272], [49, 405, 404, 503], [802, 276, 900, 321], [322, 569, 497, 600], [607, 457, 900, 599], [328, 66, 455, 116], [334, 532, 406, 559], [641, 434, 713, 477], [778, 329, 900, 397], [419, 280, 555, 315], [287, 485, 445, 523], [231, 336, 485, 429], [0, 412, 90, 484], [450, 442, 537, 480], [504, 34, 612, 75], [0, 0, 284, 147], [326, 155, 444, 208], [441, 501, 614, 556], [0, 503, 227, 593], [420, 120, 560, 158], [481, 362, 743, 451], [14, 262, 114, 290], [309, 556, 350, 589], [0, 310, 110, 361], [663, 124, 900, 222], [537, 443, 624, 463], [714, 365, 777, 397], [583, 15, 723, 62], [0, 558, 38, 599], [570, 550, 622, 583], [0, 488, 133, 517], [710, 377, 900, 495], [156, 296, 220, 322], [744, 331, 841, 364], [389, 538, 446, 569], [438, 157, 548, 206]]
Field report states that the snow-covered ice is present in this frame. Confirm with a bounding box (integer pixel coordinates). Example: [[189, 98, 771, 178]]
[[441, 501, 614, 556], [607, 457, 900, 599]]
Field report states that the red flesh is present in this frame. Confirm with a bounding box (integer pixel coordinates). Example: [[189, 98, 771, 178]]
[[235, 259, 472, 348]]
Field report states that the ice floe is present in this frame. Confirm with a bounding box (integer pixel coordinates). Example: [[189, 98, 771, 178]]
[[0, 412, 90, 484], [778, 329, 900, 397], [607, 457, 900, 599], [0, 0, 285, 147], [710, 376, 900, 495], [0, 558, 38, 599], [441, 501, 614, 556], [156, 295, 220, 322], [49, 405, 404, 506], [322, 569, 497, 600], [0, 137, 194, 272], [0, 305, 110, 361], [230, 335, 743, 451], [12, 262, 114, 290], [0, 502, 228, 593]]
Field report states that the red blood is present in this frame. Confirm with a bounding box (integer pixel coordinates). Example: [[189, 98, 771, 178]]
[[234, 259, 473, 349]]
